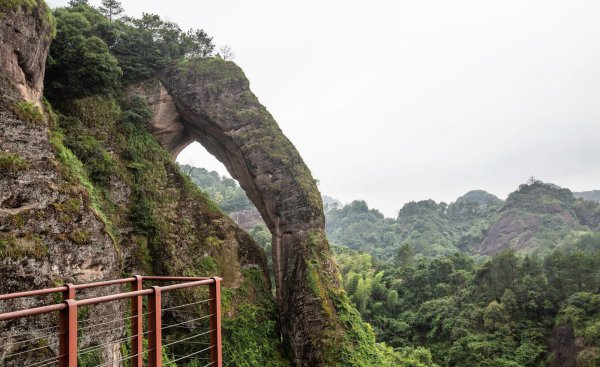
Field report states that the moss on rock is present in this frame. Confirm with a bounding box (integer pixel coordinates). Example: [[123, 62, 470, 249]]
[[0, 151, 29, 172]]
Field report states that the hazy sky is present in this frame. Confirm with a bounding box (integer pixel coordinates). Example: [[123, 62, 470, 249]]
[[48, 0, 600, 217]]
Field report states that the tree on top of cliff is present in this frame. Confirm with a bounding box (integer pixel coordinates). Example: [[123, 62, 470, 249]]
[[45, 7, 121, 100], [68, 0, 88, 6], [99, 0, 124, 21], [182, 29, 215, 57], [45, 3, 217, 99]]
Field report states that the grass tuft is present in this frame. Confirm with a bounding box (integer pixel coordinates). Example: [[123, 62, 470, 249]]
[[0, 151, 29, 173]]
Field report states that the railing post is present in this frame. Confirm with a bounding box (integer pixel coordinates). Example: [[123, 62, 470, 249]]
[[62, 283, 75, 301], [59, 283, 76, 367], [148, 285, 162, 367], [209, 277, 222, 367], [131, 275, 144, 367], [58, 299, 78, 367]]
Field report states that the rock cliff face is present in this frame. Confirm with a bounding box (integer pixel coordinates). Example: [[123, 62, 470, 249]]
[[132, 59, 369, 366], [0, 3, 273, 365], [0, 0, 119, 294], [0, 2, 122, 364], [0, 0, 53, 104], [473, 183, 600, 255]]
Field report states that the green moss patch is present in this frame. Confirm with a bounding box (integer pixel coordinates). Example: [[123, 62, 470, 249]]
[[12, 101, 45, 124], [222, 268, 289, 367], [0, 151, 29, 173], [68, 229, 90, 245], [0, 0, 37, 13], [0, 234, 47, 260]]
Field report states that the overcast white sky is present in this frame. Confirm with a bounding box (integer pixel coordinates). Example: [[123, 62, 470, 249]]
[[49, 0, 600, 217]]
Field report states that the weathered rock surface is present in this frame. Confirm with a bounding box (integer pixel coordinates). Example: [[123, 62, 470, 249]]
[[130, 80, 194, 158], [0, 0, 53, 104], [229, 208, 264, 231], [0, 3, 124, 365], [549, 324, 577, 367], [0, 0, 119, 297], [136, 58, 353, 366]]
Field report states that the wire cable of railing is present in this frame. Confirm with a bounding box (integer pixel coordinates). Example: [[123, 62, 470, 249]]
[[77, 330, 150, 356], [78, 309, 152, 333], [163, 345, 213, 366], [77, 321, 134, 340], [167, 341, 211, 346], [2, 330, 65, 348], [29, 355, 67, 367], [167, 355, 211, 360], [161, 298, 213, 312], [161, 313, 213, 332], [0, 323, 60, 341], [91, 348, 152, 367], [75, 299, 128, 324], [1, 341, 58, 359], [162, 329, 214, 348]]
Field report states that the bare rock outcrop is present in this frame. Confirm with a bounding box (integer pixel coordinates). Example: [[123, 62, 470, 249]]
[[549, 324, 577, 367], [0, 4, 123, 365], [0, 0, 120, 296], [0, 0, 53, 104], [135, 58, 368, 366]]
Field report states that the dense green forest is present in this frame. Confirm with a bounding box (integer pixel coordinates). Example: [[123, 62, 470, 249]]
[[185, 166, 600, 366], [180, 164, 254, 213], [335, 238, 600, 366], [326, 181, 600, 366]]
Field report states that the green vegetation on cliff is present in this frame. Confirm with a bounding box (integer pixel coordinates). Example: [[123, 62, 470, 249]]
[[0, 151, 29, 173], [0, 0, 55, 34], [45, 1, 215, 101]]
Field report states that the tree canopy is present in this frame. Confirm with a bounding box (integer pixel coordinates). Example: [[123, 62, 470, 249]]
[[45, 2, 217, 100]]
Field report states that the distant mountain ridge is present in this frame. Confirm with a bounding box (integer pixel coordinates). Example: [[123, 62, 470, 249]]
[[179, 164, 600, 259], [326, 181, 600, 259], [574, 190, 600, 203]]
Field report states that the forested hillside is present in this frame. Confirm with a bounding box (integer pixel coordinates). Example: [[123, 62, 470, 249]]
[[180, 154, 600, 365], [324, 180, 600, 366], [335, 236, 600, 366], [180, 164, 255, 213], [181, 162, 600, 366], [574, 190, 600, 203], [326, 180, 600, 259]]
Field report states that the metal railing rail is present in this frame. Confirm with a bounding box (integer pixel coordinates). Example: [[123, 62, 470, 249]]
[[0, 275, 222, 367]]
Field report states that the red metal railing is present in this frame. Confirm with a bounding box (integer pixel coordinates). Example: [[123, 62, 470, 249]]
[[0, 275, 222, 367]]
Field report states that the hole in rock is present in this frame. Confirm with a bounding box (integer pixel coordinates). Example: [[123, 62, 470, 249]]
[[176, 142, 275, 287]]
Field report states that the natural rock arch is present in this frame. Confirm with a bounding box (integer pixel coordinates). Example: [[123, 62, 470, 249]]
[[134, 58, 365, 366]]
